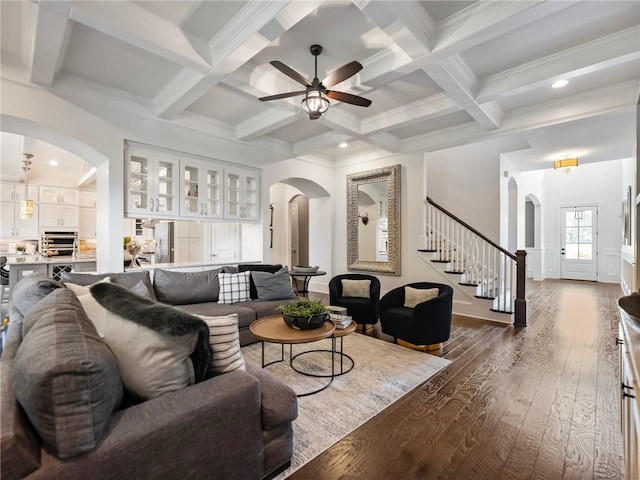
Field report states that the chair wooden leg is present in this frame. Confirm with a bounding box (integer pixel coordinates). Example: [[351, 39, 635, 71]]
[[397, 339, 443, 352]]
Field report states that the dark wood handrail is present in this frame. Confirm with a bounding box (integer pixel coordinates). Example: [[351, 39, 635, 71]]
[[426, 196, 516, 261]]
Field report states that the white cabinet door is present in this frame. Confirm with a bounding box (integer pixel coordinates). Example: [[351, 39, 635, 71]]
[[79, 191, 96, 207], [14, 203, 39, 238], [189, 238, 204, 263], [126, 149, 179, 218], [39, 204, 78, 228], [39, 186, 78, 205], [0, 203, 14, 236], [0, 183, 15, 203], [174, 237, 190, 264], [224, 168, 260, 221], [79, 207, 96, 238], [60, 188, 79, 205], [39, 186, 60, 203], [180, 161, 223, 219], [2, 184, 38, 203]]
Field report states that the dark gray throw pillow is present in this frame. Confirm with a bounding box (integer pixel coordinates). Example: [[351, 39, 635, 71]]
[[61, 270, 157, 301], [152, 268, 222, 305], [251, 267, 297, 301], [11, 275, 64, 318], [238, 264, 283, 299], [12, 288, 123, 459]]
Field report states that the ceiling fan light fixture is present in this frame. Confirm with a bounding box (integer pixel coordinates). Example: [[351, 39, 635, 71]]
[[301, 89, 329, 119]]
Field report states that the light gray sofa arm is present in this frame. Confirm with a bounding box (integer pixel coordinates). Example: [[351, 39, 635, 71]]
[[30, 370, 265, 480]]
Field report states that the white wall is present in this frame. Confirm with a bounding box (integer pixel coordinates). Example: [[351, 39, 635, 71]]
[[427, 135, 530, 244], [542, 160, 624, 283]]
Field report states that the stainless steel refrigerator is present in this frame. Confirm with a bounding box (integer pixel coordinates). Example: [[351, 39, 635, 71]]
[[154, 222, 174, 264]]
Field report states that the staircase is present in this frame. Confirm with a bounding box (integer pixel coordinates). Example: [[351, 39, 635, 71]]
[[419, 197, 526, 326]]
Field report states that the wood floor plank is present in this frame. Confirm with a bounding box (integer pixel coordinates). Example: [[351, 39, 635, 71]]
[[295, 281, 624, 480]]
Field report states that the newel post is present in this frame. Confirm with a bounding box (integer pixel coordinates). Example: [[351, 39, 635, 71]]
[[514, 249, 527, 327]]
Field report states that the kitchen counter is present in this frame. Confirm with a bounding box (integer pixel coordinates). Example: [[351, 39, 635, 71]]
[[6, 255, 97, 265]]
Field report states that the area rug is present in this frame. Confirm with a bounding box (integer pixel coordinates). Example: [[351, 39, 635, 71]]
[[242, 333, 451, 479]]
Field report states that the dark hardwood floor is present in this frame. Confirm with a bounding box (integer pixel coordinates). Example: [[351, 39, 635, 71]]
[[293, 280, 624, 479]]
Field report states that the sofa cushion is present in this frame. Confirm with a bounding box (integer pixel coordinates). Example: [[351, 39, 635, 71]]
[[11, 274, 64, 318], [218, 271, 251, 304], [12, 288, 123, 459], [341, 279, 371, 298], [246, 363, 297, 431], [404, 286, 439, 308], [61, 270, 156, 301], [90, 282, 213, 400], [197, 314, 246, 374], [235, 299, 289, 324], [153, 268, 222, 305], [238, 264, 283, 299], [251, 267, 297, 302]]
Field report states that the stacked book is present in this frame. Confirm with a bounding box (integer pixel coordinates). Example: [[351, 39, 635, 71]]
[[330, 313, 353, 329]]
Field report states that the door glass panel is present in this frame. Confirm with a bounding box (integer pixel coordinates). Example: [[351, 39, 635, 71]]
[[564, 210, 592, 260], [184, 165, 199, 213], [130, 155, 149, 209]]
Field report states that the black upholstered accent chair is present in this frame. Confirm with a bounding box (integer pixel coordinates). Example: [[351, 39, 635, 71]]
[[379, 282, 453, 348], [329, 274, 381, 326]]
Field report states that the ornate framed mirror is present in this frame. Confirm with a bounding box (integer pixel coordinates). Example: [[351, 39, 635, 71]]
[[347, 165, 400, 275]]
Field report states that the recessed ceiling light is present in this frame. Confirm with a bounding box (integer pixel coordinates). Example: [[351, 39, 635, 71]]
[[339, 142, 348, 149], [48, 160, 58, 166], [552, 79, 568, 89]]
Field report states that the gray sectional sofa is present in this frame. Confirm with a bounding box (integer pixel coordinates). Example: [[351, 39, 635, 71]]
[[1, 266, 299, 480]]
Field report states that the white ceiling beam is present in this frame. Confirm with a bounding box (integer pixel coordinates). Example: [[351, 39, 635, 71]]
[[477, 27, 640, 102], [362, 93, 460, 135], [78, 166, 97, 188], [29, 2, 72, 86], [402, 80, 638, 153], [153, 1, 315, 119], [236, 108, 300, 141], [354, 0, 436, 60], [420, 1, 579, 68], [318, 107, 362, 137], [424, 55, 503, 130], [68, 1, 212, 73]]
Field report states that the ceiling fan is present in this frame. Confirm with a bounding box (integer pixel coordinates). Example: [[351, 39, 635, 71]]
[[259, 44, 372, 120]]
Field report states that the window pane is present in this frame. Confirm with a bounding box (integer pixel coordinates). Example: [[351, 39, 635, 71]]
[[580, 210, 592, 226], [565, 243, 579, 260], [565, 227, 578, 243], [565, 213, 577, 227], [578, 228, 592, 243], [578, 244, 592, 260]]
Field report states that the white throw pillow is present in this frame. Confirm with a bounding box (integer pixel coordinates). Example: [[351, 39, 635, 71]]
[[218, 271, 251, 304], [342, 279, 371, 298], [64, 277, 111, 336], [404, 287, 439, 308], [101, 309, 197, 400], [197, 313, 246, 374]]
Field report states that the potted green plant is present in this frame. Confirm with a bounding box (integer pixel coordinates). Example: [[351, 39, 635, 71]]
[[277, 298, 330, 330]]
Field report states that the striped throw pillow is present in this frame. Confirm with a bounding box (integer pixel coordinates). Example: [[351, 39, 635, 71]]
[[198, 314, 245, 374]]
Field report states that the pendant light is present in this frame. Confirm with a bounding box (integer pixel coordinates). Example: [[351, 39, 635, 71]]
[[19, 153, 34, 220]]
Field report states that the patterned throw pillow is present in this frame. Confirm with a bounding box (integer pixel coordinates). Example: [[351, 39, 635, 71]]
[[218, 271, 251, 304], [197, 314, 246, 374], [404, 287, 439, 308]]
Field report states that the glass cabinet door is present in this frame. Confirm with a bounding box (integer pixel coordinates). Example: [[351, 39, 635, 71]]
[[244, 174, 259, 220], [155, 159, 176, 214], [226, 172, 240, 218], [205, 168, 222, 217], [128, 153, 150, 212], [182, 164, 200, 216]]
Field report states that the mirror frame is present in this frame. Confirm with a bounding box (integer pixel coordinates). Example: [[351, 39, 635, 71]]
[[347, 164, 401, 275]]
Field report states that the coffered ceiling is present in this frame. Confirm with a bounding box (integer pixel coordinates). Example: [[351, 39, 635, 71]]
[[1, 0, 638, 170]]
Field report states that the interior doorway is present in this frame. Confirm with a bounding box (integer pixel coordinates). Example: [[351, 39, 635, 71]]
[[289, 194, 309, 268], [560, 205, 598, 281]]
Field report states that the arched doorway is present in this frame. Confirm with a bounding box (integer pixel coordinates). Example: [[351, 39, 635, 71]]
[[508, 177, 518, 251], [524, 193, 542, 280], [289, 194, 309, 267]]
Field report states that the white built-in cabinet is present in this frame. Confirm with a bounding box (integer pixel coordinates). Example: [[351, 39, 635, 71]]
[[224, 167, 260, 220], [125, 143, 260, 222], [180, 160, 223, 219], [78, 190, 96, 238], [126, 148, 180, 218], [0, 183, 39, 238], [39, 185, 79, 229]]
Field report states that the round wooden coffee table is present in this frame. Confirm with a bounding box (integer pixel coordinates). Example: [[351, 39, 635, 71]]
[[250, 315, 354, 396]]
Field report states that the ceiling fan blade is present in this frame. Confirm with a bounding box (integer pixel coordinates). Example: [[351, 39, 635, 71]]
[[259, 91, 306, 101], [322, 61, 363, 88], [270, 61, 312, 87], [326, 90, 372, 107]]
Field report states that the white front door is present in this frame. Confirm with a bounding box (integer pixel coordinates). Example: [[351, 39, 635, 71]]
[[560, 206, 598, 281], [210, 223, 238, 262]]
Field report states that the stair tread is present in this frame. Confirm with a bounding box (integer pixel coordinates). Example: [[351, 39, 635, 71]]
[[431, 259, 451, 263], [417, 249, 437, 252], [475, 295, 497, 300], [490, 308, 513, 314], [459, 282, 479, 287], [444, 270, 465, 274]]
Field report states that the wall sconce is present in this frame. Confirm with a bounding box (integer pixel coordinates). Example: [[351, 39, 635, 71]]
[[554, 157, 579, 174], [359, 211, 369, 225]]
